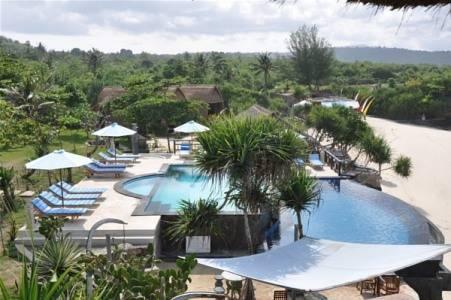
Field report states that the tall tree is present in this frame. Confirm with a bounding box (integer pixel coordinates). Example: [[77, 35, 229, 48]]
[[288, 25, 334, 90], [85, 48, 103, 75], [250, 52, 273, 91], [192, 53, 209, 83]]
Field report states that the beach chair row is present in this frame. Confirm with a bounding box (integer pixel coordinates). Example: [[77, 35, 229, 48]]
[[32, 181, 107, 219]]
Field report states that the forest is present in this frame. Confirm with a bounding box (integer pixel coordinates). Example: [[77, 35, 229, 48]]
[[0, 29, 451, 154]]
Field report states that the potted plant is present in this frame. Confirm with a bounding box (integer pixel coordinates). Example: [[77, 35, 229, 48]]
[[7, 217, 18, 258], [168, 198, 221, 254]]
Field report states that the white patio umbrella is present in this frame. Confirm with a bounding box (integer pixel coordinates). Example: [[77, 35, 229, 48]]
[[26, 150, 92, 207], [92, 122, 136, 160], [174, 120, 209, 134]]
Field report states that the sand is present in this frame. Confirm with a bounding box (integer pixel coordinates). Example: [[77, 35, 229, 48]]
[[367, 117, 451, 299]]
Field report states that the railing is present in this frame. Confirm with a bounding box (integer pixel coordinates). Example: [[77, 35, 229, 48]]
[[323, 148, 351, 176]]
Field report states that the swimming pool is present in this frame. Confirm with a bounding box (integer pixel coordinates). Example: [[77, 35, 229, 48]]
[[119, 164, 436, 245]]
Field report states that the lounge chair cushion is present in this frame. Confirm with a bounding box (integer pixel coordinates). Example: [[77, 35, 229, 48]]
[[59, 181, 107, 194], [39, 191, 95, 206], [32, 198, 87, 215], [48, 185, 100, 200]]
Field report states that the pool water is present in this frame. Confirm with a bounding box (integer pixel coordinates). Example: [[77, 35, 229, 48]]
[[122, 165, 432, 245]]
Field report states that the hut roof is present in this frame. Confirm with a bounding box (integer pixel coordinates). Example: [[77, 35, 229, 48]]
[[238, 104, 274, 118], [97, 86, 126, 107], [167, 85, 224, 104]]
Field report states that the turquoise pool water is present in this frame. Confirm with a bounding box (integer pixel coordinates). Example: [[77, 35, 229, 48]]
[[122, 165, 433, 245]]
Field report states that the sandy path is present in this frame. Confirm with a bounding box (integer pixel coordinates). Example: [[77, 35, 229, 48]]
[[368, 117, 451, 298]]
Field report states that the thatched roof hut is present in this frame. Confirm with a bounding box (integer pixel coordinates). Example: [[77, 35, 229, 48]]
[[167, 84, 224, 114], [97, 86, 126, 108], [238, 104, 274, 118]]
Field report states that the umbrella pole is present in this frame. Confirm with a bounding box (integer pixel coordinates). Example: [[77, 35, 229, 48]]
[[59, 169, 64, 207], [113, 137, 117, 163]]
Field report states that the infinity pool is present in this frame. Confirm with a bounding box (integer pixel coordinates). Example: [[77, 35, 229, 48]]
[[121, 165, 435, 245]]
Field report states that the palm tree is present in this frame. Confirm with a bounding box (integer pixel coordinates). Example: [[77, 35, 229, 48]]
[[251, 53, 273, 90], [195, 117, 304, 253], [278, 169, 321, 239], [85, 48, 103, 75]]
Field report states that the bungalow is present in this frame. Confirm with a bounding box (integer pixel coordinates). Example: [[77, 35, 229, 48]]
[[167, 84, 225, 115]]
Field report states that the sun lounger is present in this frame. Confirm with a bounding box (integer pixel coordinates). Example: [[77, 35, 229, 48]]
[[48, 185, 101, 200], [294, 158, 305, 167], [92, 160, 127, 169], [179, 144, 191, 157], [32, 198, 87, 219], [98, 152, 134, 163], [84, 163, 125, 177], [57, 181, 106, 194], [39, 191, 96, 206], [107, 148, 140, 159], [308, 154, 324, 169]]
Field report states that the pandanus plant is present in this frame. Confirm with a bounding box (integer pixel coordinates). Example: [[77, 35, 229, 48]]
[[195, 117, 304, 253], [278, 169, 321, 239], [0, 166, 17, 212]]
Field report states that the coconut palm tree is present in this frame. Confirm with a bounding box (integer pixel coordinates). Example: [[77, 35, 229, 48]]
[[278, 169, 321, 239], [195, 117, 304, 253], [251, 53, 273, 90]]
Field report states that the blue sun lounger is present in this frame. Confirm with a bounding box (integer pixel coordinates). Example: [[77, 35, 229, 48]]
[[295, 158, 305, 167], [107, 148, 140, 159], [58, 181, 107, 194], [92, 160, 127, 169], [32, 198, 87, 219], [308, 154, 324, 169], [179, 144, 192, 157], [84, 163, 126, 177], [48, 185, 101, 200], [39, 191, 96, 206], [98, 152, 134, 163]]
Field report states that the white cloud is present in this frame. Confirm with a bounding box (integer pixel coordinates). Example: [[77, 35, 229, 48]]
[[0, 0, 449, 53]]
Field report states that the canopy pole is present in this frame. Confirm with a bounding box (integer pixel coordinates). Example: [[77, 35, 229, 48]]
[[59, 169, 64, 207]]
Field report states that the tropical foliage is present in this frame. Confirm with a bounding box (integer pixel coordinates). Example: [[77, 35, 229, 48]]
[[278, 169, 321, 239], [195, 116, 305, 252], [167, 198, 221, 243]]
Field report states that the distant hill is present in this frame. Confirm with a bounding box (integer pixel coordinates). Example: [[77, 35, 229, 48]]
[[333, 47, 451, 66], [1, 35, 450, 66]]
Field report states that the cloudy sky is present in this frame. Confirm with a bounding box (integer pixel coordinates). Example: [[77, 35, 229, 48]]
[[0, 0, 450, 54]]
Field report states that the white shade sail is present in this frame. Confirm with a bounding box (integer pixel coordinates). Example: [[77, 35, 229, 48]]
[[25, 150, 92, 171], [92, 122, 136, 137], [198, 237, 451, 292], [174, 120, 209, 133]]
